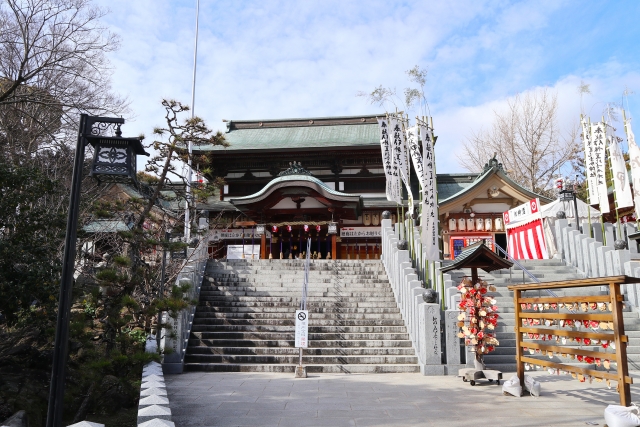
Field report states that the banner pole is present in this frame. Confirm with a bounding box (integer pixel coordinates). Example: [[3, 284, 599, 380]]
[[607, 130, 622, 237], [623, 108, 640, 231]]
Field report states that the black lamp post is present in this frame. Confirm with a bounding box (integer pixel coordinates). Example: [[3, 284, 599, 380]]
[[46, 114, 148, 427], [557, 177, 580, 230]]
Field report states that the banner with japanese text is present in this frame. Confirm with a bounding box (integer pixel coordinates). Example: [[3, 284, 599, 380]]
[[581, 118, 598, 203], [390, 117, 414, 212], [626, 119, 640, 219], [406, 125, 424, 190], [608, 134, 633, 209], [590, 122, 610, 213], [420, 124, 439, 261], [377, 118, 401, 203]]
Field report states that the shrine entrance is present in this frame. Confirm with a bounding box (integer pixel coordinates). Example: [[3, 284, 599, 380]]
[[267, 226, 332, 259], [228, 163, 362, 260]]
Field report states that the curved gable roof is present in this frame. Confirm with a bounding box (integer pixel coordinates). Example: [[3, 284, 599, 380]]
[[439, 160, 552, 206], [229, 174, 359, 205]]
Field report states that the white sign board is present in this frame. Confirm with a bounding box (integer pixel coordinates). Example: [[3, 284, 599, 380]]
[[503, 198, 540, 225], [227, 245, 260, 260], [339, 227, 382, 238], [212, 228, 271, 241], [295, 310, 309, 348]]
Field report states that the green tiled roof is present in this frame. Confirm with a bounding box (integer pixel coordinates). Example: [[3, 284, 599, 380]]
[[437, 173, 479, 201], [438, 161, 553, 205], [440, 241, 512, 273], [195, 115, 382, 152]]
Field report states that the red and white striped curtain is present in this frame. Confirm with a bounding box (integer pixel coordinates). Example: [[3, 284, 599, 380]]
[[507, 219, 549, 260]]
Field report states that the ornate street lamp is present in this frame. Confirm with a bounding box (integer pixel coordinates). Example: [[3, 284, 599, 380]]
[[47, 115, 148, 427], [87, 124, 148, 183]]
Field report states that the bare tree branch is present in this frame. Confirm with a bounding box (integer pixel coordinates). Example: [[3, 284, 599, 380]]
[[458, 88, 580, 197]]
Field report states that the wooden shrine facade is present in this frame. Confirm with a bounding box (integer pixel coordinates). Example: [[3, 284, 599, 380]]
[[192, 115, 552, 260]]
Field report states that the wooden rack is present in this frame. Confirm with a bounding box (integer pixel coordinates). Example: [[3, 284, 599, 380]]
[[508, 275, 635, 405]]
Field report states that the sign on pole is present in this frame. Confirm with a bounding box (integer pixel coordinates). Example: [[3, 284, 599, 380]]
[[295, 310, 309, 348]]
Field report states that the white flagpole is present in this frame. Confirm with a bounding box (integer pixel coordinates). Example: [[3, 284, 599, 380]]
[[185, 0, 200, 242]]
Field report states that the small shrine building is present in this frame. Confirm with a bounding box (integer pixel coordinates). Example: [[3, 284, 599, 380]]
[[193, 115, 551, 260]]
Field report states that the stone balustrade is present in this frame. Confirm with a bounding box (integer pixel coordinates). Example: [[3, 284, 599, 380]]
[[381, 219, 465, 374]]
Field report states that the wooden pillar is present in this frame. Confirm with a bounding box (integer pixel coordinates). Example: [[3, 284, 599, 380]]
[[611, 282, 631, 406], [332, 234, 337, 260], [514, 288, 524, 389], [260, 233, 266, 260]]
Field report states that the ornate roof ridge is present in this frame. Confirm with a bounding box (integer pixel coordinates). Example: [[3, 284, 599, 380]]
[[225, 114, 383, 132], [278, 161, 313, 177]]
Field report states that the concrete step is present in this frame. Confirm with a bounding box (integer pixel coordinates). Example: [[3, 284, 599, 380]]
[[184, 354, 419, 364], [190, 325, 409, 333], [188, 339, 415, 348], [197, 301, 399, 309], [186, 347, 416, 355], [194, 307, 401, 314], [189, 318, 407, 327], [190, 332, 411, 340], [183, 363, 421, 373], [193, 312, 404, 320]]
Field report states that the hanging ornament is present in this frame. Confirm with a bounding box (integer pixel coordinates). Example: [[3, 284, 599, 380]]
[[272, 225, 279, 233], [286, 225, 292, 232], [316, 225, 321, 232]]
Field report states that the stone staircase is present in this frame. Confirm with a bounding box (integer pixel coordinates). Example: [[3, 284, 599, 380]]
[[184, 259, 420, 373], [452, 259, 640, 373]]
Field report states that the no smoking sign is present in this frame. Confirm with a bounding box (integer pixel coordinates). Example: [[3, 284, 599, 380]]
[[295, 310, 309, 348]]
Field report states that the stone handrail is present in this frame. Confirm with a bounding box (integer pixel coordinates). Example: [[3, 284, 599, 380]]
[[381, 219, 464, 375], [161, 231, 212, 374], [553, 218, 640, 309]]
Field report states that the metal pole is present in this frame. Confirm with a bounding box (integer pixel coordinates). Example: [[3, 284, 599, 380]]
[[185, 0, 200, 242], [156, 231, 169, 348], [572, 190, 579, 230], [46, 114, 88, 427]]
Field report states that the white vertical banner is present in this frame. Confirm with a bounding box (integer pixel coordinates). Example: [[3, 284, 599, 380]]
[[626, 119, 640, 219], [378, 118, 399, 202], [420, 124, 439, 261], [590, 122, 610, 214], [582, 118, 598, 203], [406, 126, 424, 190], [390, 117, 414, 211], [608, 135, 633, 209]]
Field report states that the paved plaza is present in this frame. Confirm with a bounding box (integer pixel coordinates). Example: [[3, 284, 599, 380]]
[[164, 370, 640, 426]]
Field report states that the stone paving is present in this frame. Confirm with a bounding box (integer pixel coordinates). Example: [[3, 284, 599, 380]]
[[165, 370, 640, 426]]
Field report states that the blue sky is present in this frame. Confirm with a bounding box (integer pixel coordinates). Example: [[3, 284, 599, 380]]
[[95, 0, 640, 173]]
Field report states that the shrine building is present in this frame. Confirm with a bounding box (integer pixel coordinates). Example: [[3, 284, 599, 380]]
[[193, 114, 552, 260]]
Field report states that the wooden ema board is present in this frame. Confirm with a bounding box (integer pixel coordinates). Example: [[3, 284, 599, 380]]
[[508, 276, 634, 406]]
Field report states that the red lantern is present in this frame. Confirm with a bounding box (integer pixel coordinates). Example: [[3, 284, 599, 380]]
[[316, 225, 321, 232], [303, 224, 309, 232], [286, 225, 292, 232], [272, 225, 278, 233]]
